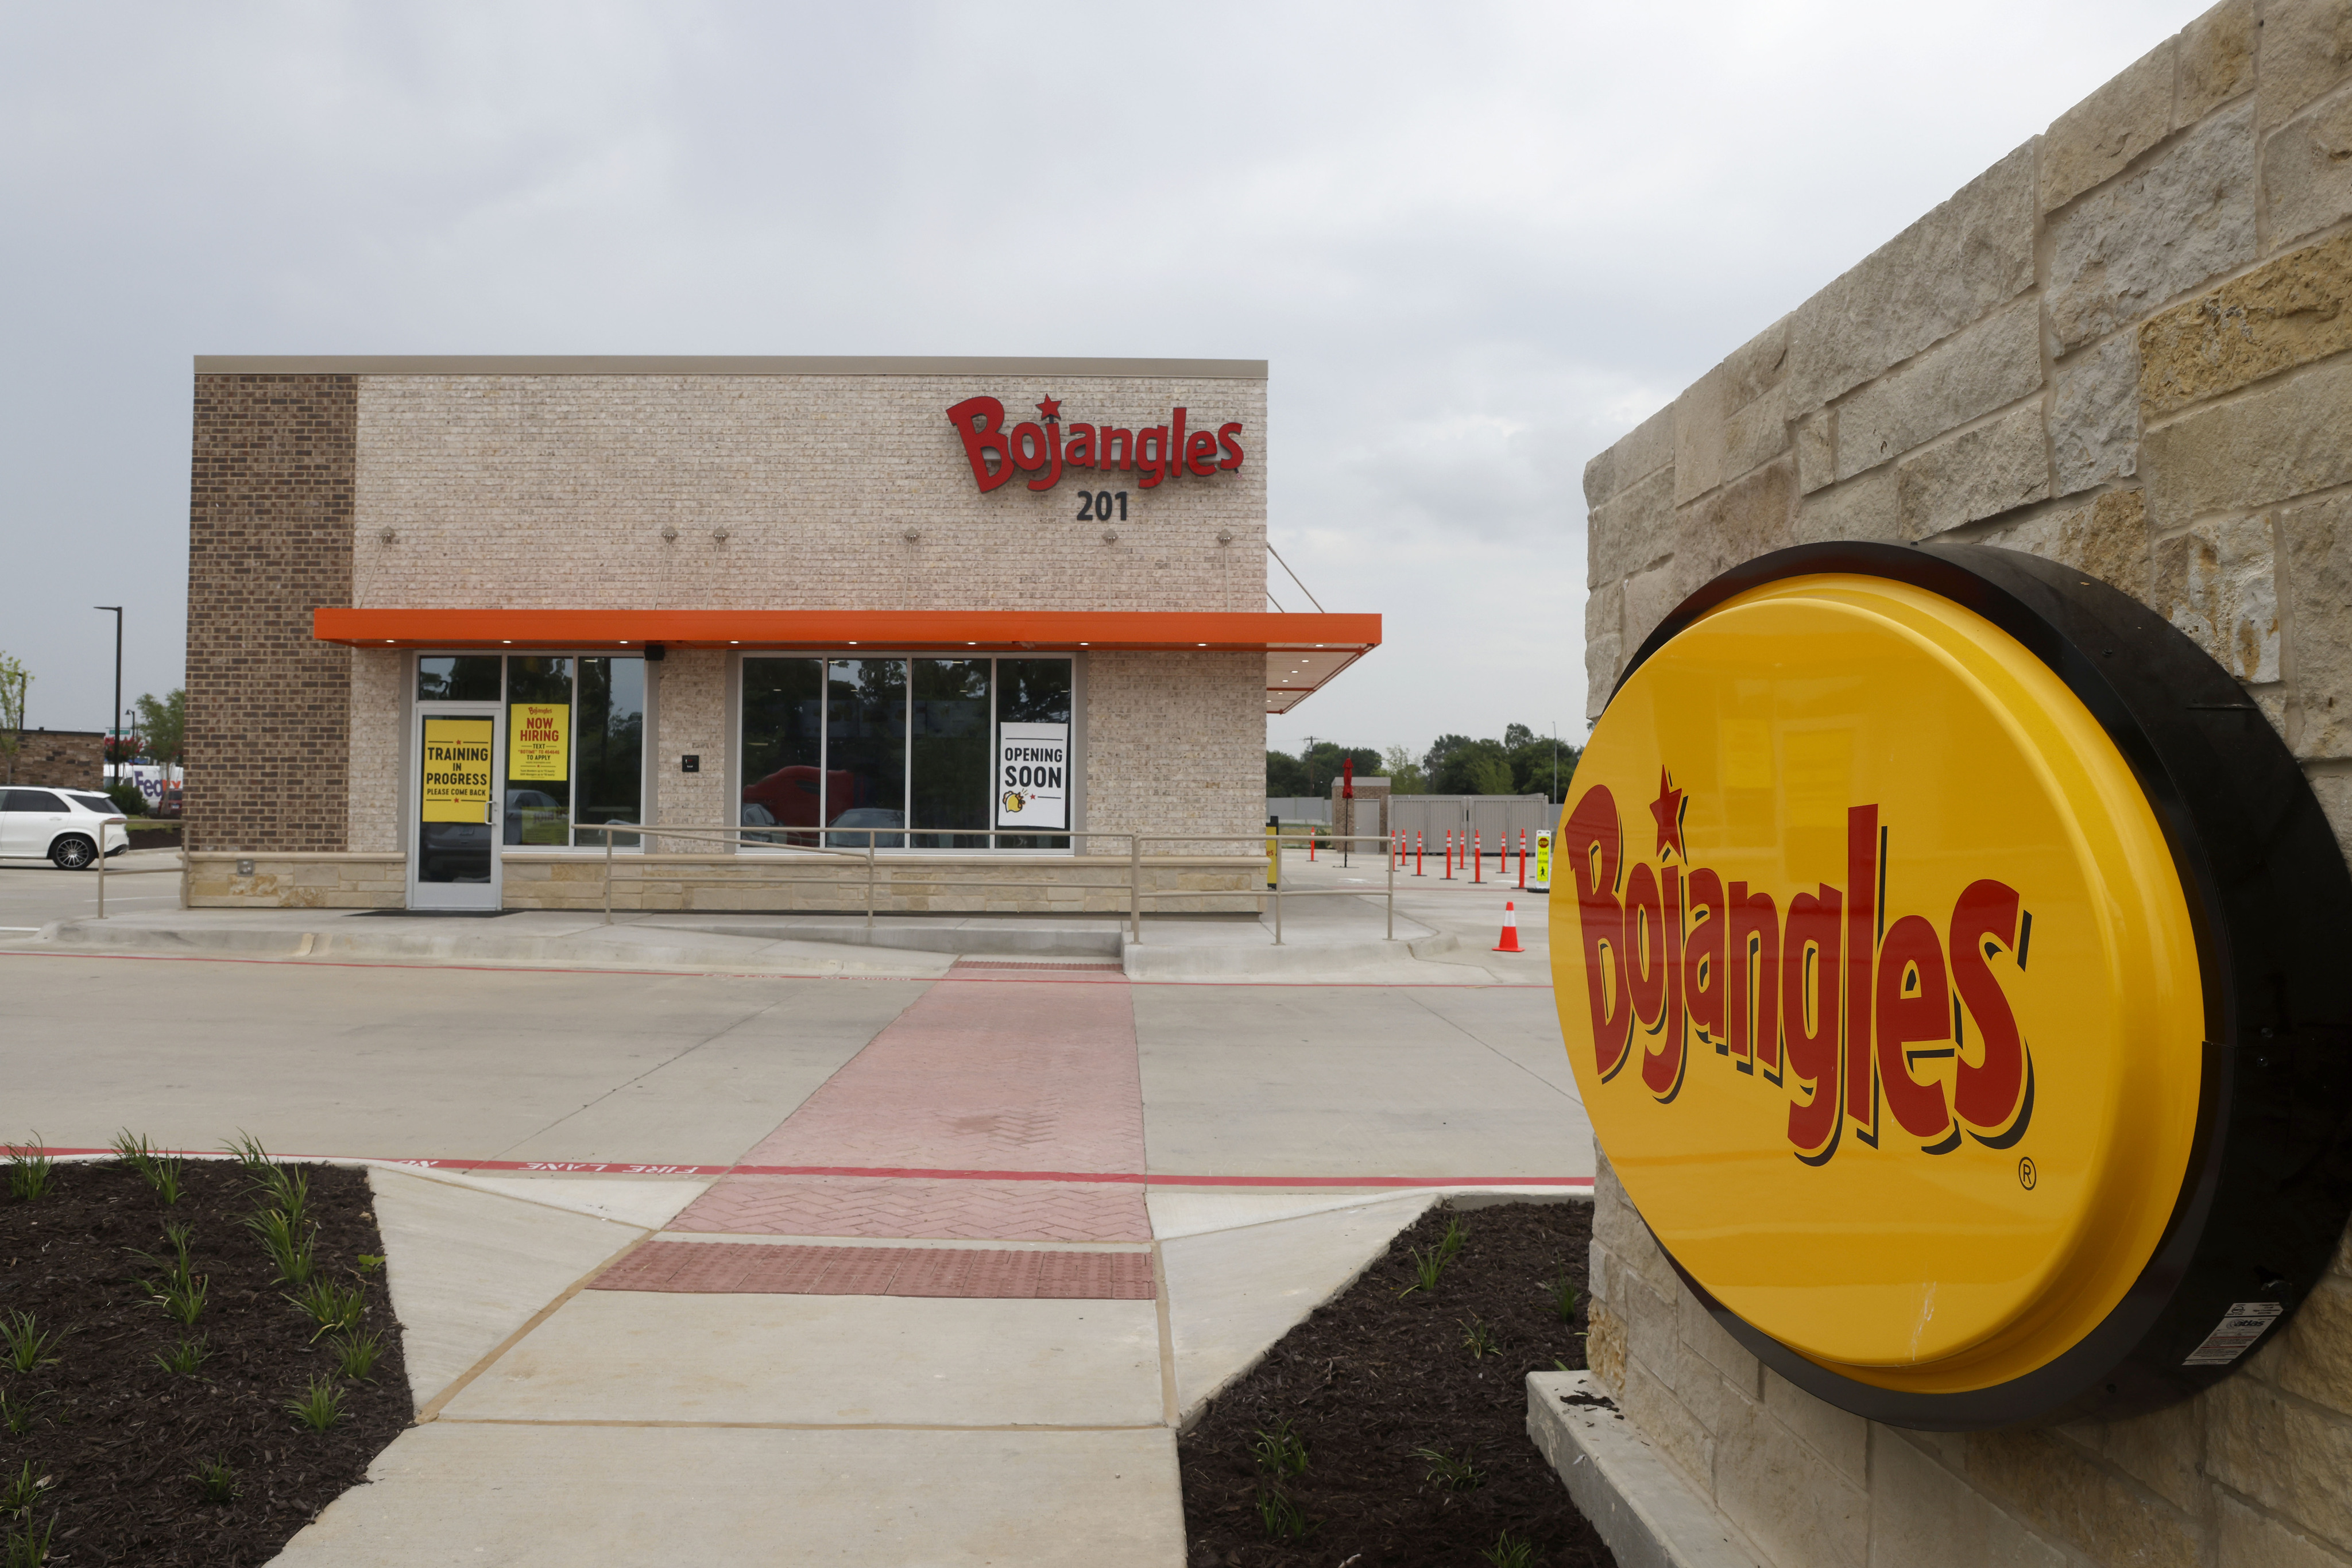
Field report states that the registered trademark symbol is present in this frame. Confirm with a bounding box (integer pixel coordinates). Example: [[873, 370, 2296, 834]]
[[2018, 1156, 2038, 1190]]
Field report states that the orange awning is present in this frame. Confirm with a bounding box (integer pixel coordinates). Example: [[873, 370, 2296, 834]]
[[312, 607, 1379, 714]]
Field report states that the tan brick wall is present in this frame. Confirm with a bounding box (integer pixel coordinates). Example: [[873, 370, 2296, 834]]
[[185, 374, 355, 854], [651, 649, 728, 842], [349, 374, 1266, 613], [3, 730, 102, 791], [1581, 3, 2352, 1562], [1084, 650, 1263, 853]]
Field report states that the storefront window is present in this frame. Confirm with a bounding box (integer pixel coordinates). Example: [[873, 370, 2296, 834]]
[[414, 653, 643, 849], [741, 658, 824, 845], [996, 659, 1072, 850], [826, 659, 908, 847], [417, 656, 501, 702], [505, 657, 572, 845], [576, 657, 644, 849], [740, 654, 1072, 851], [912, 659, 991, 849]]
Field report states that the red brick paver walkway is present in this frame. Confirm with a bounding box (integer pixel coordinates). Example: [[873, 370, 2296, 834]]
[[590, 1240, 1155, 1300], [662, 979, 1151, 1256]]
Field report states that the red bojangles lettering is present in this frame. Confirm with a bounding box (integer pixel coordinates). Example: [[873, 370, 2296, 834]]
[[1561, 776, 2033, 1164], [945, 396, 1248, 493]]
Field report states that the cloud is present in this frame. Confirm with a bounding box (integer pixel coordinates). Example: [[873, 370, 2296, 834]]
[[0, 0, 2203, 746]]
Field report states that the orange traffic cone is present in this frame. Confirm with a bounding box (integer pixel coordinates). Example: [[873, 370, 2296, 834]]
[[1493, 901, 1524, 953]]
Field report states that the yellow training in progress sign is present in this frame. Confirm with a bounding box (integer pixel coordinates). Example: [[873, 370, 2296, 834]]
[[421, 718, 495, 823], [509, 703, 570, 782]]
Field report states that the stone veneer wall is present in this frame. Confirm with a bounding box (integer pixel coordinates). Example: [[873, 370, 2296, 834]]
[[187, 374, 356, 854], [3, 730, 103, 790], [1580, 3, 2352, 1564], [1084, 650, 1264, 851]]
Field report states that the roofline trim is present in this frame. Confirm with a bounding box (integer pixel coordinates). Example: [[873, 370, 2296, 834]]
[[194, 355, 1268, 379]]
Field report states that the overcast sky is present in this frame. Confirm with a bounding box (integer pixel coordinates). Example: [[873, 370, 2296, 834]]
[[1, 1, 2198, 762]]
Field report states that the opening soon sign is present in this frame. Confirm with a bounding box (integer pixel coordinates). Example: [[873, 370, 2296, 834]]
[[997, 723, 1069, 830]]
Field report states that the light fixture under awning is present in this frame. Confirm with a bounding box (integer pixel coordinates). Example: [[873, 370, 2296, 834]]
[[314, 607, 1380, 714]]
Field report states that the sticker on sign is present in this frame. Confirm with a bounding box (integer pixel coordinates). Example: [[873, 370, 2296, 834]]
[[2181, 1301, 2283, 1366]]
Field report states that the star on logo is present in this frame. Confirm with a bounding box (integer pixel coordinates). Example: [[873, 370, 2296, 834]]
[[1650, 768, 1687, 861], [1034, 395, 1062, 421]]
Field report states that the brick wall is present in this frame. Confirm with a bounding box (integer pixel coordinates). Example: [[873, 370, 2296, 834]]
[[1581, 2, 2352, 1562], [2, 730, 102, 790], [1085, 651, 1263, 852], [186, 374, 356, 854]]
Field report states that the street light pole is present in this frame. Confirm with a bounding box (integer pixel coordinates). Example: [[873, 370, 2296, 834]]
[[95, 606, 122, 777]]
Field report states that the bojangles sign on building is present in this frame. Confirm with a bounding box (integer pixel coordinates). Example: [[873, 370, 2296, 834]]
[[946, 396, 1246, 493], [1555, 541, 2352, 1430]]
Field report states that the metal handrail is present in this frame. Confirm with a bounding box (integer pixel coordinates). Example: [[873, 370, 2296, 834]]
[[576, 823, 1403, 945]]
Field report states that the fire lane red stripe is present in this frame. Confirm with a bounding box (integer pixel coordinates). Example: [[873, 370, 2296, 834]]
[[14, 1145, 1589, 1188]]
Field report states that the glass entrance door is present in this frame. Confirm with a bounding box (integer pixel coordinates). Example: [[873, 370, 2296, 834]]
[[408, 703, 504, 909]]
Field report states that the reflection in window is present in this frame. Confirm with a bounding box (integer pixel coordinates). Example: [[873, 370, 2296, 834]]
[[505, 657, 572, 845], [912, 660, 991, 849], [417, 656, 502, 702], [577, 657, 644, 849], [826, 659, 907, 847], [741, 659, 824, 846]]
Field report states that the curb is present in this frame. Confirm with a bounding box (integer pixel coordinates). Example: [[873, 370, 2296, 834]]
[[1525, 1370, 1769, 1568]]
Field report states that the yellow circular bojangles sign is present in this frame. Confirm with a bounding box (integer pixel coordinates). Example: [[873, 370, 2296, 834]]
[[1556, 569, 2208, 1397]]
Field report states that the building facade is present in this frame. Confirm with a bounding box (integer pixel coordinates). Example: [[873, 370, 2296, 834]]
[[184, 357, 1375, 911]]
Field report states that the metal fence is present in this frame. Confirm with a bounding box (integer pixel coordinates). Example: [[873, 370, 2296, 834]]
[[582, 824, 1402, 945], [1387, 795, 1560, 848], [1264, 796, 1333, 823]]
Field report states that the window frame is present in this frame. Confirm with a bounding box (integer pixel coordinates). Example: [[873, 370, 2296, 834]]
[[408, 651, 649, 854], [733, 651, 1078, 856]]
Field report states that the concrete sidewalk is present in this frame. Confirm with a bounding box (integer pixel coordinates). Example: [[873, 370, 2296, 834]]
[[243, 966, 1587, 1566], [18, 850, 1553, 982]]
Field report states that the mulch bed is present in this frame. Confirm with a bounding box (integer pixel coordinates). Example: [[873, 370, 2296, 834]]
[[1180, 1200, 1614, 1568], [1, 1157, 409, 1565]]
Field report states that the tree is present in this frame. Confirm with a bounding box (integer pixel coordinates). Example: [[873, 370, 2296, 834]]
[[1434, 738, 1514, 795], [1266, 749, 1312, 796], [135, 688, 186, 767], [0, 653, 27, 785], [1380, 744, 1427, 794]]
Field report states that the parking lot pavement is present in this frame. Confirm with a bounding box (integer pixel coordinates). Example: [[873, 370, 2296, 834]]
[[0, 851, 184, 933]]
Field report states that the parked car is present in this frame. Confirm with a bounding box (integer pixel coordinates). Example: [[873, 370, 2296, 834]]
[[154, 784, 183, 819], [0, 788, 133, 869]]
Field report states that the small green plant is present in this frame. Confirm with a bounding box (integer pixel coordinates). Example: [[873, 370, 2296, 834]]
[[154, 1335, 209, 1376], [0, 1313, 64, 1375], [159, 1273, 208, 1327], [1481, 1528, 1535, 1568], [1253, 1484, 1314, 1541], [131, 1221, 198, 1291], [1248, 1416, 1309, 1480], [242, 1205, 316, 1286], [1396, 1244, 1449, 1298], [356, 1254, 385, 1275], [191, 1457, 239, 1505], [3, 1139, 54, 1202], [285, 1376, 345, 1432], [1, 1512, 55, 1568], [248, 1166, 310, 1233], [288, 1279, 365, 1339], [109, 1129, 182, 1203], [222, 1130, 273, 1173], [1548, 1271, 1581, 1323], [1415, 1443, 1484, 1491], [1460, 1315, 1500, 1359], [1437, 1214, 1469, 1261], [0, 1463, 48, 1520], [0, 1392, 32, 1438], [330, 1328, 384, 1383]]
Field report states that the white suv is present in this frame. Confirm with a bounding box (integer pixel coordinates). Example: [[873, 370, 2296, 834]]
[[0, 788, 131, 869]]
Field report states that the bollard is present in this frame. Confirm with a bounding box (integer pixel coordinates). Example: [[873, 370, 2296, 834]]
[[1473, 830, 1483, 884], [1415, 830, 1424, 877], [1518, 830, 1527, 889], [1444, 830, 1453, 880]]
